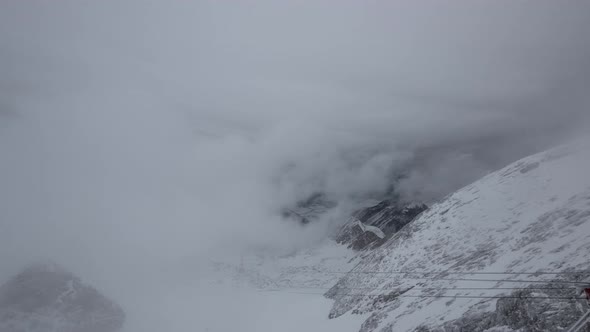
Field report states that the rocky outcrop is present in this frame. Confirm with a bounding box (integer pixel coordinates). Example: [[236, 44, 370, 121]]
[[336, 200, 427, 250], [282, 192, 337, 224], [417, 282, 590, 332], [0, 262, 125, 332]]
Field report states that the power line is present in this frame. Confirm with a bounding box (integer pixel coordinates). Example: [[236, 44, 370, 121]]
[[260, 290, 587, 301], [261, 270, 590, 285], [321, 270, 590, 276], [316, 274, 589, 285], [263, 286, 578, 291], [381, 276, 588, 285]]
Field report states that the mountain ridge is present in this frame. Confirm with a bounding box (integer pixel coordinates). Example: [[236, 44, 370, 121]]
[[325, 140, 590, 331]]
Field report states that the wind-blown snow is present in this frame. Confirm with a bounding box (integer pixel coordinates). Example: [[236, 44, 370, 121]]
[[353, 219, 386, 240]]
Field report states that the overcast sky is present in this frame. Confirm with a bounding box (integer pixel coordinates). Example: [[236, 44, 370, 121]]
[[1, 1, 589, 316]]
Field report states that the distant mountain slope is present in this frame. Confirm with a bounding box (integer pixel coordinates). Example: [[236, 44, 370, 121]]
[[326, 140, 590, 332], [0, 262, 125, 332], [281, 192, 337, 225], [208, 242, 359, 290]]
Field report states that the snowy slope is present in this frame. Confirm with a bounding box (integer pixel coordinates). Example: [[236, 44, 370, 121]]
[[154, 242, 367, 332], [105, 241, 366, 332], [0, 262, 125, 332], [208, 242, 359, 290], [327, 140, 590, 332]]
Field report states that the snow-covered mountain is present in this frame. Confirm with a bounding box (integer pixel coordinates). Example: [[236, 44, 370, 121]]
[[325, 140, 590, 331], [0, 262, 125, 332], [197, 139, 590, 332]]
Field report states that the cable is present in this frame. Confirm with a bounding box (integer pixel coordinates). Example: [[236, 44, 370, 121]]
[[259, 290, 588, 301], [257, 271, 590, 285], [263, 286, 577, 291], [321, 270, 590, 276], [413, 277, 587, 284], [373, 276, 589, 285], [314, 274, 589, 285]]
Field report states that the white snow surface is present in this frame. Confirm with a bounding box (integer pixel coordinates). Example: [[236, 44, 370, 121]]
[[119, 242, 366, 332], [124, 283, 363, 332], [328, 140, 590, 331], [208, 241, 360, 290]]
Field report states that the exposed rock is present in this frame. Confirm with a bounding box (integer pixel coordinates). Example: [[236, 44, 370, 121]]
[[0, 262, 125, 332], [281, 192, 337, 224], [335, 200, 427, 250], [417, 282, 590, 332]]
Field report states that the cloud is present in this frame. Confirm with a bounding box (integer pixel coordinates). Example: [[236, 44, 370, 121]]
[[0, 0, 589, 307]]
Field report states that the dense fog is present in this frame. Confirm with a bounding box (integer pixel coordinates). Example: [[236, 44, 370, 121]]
[[1, 1, 589, 331]]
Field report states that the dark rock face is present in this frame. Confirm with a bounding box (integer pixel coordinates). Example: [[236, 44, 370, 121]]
[[0, 262, 125, 332], [416, 283, 590, 332], [345, 227, 385, 251], [281, 192, 337, 225], [355, 201, 428, 235], [336, 200, 427, 250]]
